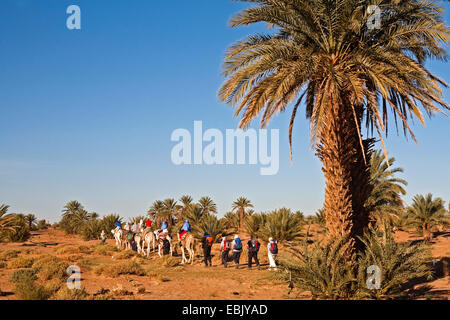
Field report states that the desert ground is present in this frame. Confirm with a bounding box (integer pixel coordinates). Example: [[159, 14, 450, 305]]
[[0, 227, 449, 300]]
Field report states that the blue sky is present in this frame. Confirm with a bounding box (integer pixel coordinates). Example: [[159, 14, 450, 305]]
[[0, 0, 449, 222]]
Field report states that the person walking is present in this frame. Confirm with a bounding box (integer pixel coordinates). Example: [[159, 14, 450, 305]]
[[202, 232, 213, 267], [231, 234, 243, 269], [267, 237, 278, 270], [220, 237, 231, 268], [100, 230, 106, 244], [247, 237, 261, 269]]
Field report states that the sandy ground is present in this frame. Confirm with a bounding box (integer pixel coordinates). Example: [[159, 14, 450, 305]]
[[0, 227, 448, 300]]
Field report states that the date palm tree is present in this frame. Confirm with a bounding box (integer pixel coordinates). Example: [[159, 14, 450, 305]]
[[147, 200, 165, 224], [0, 204, 17, 236], [366, 150, 407, 232], [198, 196, 217, 216], [62, 200, 84, 217], [232, 197, 254, 231], [405, 193, 449, 242], [178, 195, 194, 220], [219, 0, 449, 259], [162, 198, 178, 227], [24, 214, 37, 230]]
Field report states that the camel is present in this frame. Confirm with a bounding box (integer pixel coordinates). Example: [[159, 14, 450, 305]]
[[154, 230, 173, 257], [179, 232, 195, 265], [111, 228, 123, 249], [142, 229, 157, 257], [134, 232, 144, 255], [122, 230, 132, 250]]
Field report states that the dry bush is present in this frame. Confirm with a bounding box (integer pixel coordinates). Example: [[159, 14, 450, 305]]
[[14, 279, 49, 300], [0, 262, 6, 269], [32, 255, 68, 281], [93, 244, 117, 256], [65, 254, 84, 263], [43, 278, 64, 297], [157, 256, 179, 268], [54, 245, 91, 255], [9, 269, 37, 283], [0, 250, 21, 261], [113, 250, 138, 260], [94, 261, 146, 277], [7, 256, 35, 269], [50, 286, 93, 300]]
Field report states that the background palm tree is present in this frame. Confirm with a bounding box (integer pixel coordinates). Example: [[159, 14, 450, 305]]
[[193, 213, 230, 242], [178, 195, 194, 220], [223, 211, 240, 233], [198, 196, 217, 216], [219, 0, 449, 260], [185, 204, 205, 225], [162, 198, 178, 227], [62, 200, 84, 217], [244, 213, 266, 238], [0, 204, 18, 237], [232, 197, 254, 231], [147, 200, 164, 225], [60, 201, 90, 234], [259, 208, 304, 242], [24, 214, 37, 230], [314, 209, 326, 227], [405, 193, 449, 242], [100, 214, 123, 237], [366, 150, 407, 233]]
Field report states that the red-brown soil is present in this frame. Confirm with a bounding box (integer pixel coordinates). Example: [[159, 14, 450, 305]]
[[0, 227, 448, 300]]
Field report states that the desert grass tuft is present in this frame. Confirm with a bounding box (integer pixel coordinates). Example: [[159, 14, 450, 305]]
[[7, 256, 35, 269], [94, 261, 146, 277], [32, 255, 69, 281]]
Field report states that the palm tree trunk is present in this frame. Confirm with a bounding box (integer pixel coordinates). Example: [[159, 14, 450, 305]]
[[316, 101, 373, 262], [239, 208, 244, 231], [423, 223, 431, 242]]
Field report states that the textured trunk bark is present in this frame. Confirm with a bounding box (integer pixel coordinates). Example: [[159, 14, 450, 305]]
[[423, 223, 431, 242], [239, 208, 244, 231], [316, 101, 372, 263]]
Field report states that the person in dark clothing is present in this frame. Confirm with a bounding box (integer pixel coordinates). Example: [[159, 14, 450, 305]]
[[220, 237, 230, 268], [202, 232, 213, 267], [162, 238, 171, 255], [232, 234, 243, 269], [247, 237, 260, 269]]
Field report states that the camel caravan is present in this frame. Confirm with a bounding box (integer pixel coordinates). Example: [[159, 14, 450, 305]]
[[111, 218, 195, 264]]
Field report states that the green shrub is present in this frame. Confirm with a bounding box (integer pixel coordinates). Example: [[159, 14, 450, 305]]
[[278, 228, 434, 300], [356, 229, 432, 299], [4, 215, 31, 242], [277, 236, 356, 299], [80, 220, 102, 241], [36, 220, 48, 230]]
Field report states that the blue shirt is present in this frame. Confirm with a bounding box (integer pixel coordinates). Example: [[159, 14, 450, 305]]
[[181, 220, 191, 232]]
